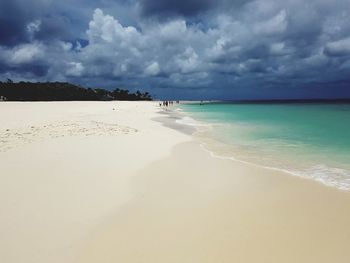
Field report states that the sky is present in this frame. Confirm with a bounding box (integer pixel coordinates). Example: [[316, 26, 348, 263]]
[[0, 0, 350, 99]]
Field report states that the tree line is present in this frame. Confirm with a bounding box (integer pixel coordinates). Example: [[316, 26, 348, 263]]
[[0, 79, 152, 101]]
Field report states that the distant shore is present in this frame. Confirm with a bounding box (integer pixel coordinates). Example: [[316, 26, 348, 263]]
[[180, 99, 350, 104], [1, 101, 350, 263], [0, 81, 152, 101]]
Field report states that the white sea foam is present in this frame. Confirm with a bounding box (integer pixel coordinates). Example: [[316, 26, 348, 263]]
[[292, 165, 350, 191], [199, 142, 350, 191], [175, 116, 210, 127]]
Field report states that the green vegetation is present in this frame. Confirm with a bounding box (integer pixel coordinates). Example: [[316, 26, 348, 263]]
[[0, 80, 152, 101]]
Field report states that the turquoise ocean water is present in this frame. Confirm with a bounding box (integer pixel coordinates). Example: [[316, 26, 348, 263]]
[[178, 103, 350, 190]]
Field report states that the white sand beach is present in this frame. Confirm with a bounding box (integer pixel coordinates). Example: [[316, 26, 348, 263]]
[[1, 101, 350, 263]]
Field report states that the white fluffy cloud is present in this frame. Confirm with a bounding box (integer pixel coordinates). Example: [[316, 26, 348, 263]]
[[26, 20, 41, 39], [66, 62, 84, 77], [11, 42, 44, 64], [144, 62, 160, 76], [253, 9, 287, 36], [325, 37, 350, 56]]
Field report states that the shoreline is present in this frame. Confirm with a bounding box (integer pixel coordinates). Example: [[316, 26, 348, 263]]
[[78, 140, 350, 263], [173, 103, 350, 192], [1, 101, 350, 263]]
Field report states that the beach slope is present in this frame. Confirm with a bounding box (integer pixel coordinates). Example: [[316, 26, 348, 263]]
[[0, 101, 349, 263]]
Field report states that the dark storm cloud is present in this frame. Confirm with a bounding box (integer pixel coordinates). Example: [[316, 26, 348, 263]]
[[34, 15, 74, 42], [0, 1, 70, 46], [0, 59, 48, 77], [139, 0, 214, 17], [0, 0, 95, 46], [1, 0, 350, 99], [0, 0, 34, 46], [10, 63, 49, 77], [138, 0, 251, 18]]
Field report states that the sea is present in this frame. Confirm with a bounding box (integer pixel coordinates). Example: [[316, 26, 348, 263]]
[[177, 102, 350, 191]]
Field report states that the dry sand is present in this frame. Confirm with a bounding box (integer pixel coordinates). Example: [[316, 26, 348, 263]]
[[0, 101, 350, 263]]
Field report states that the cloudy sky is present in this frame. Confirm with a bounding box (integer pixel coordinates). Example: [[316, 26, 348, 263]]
[[1, 0, 350, 99]]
